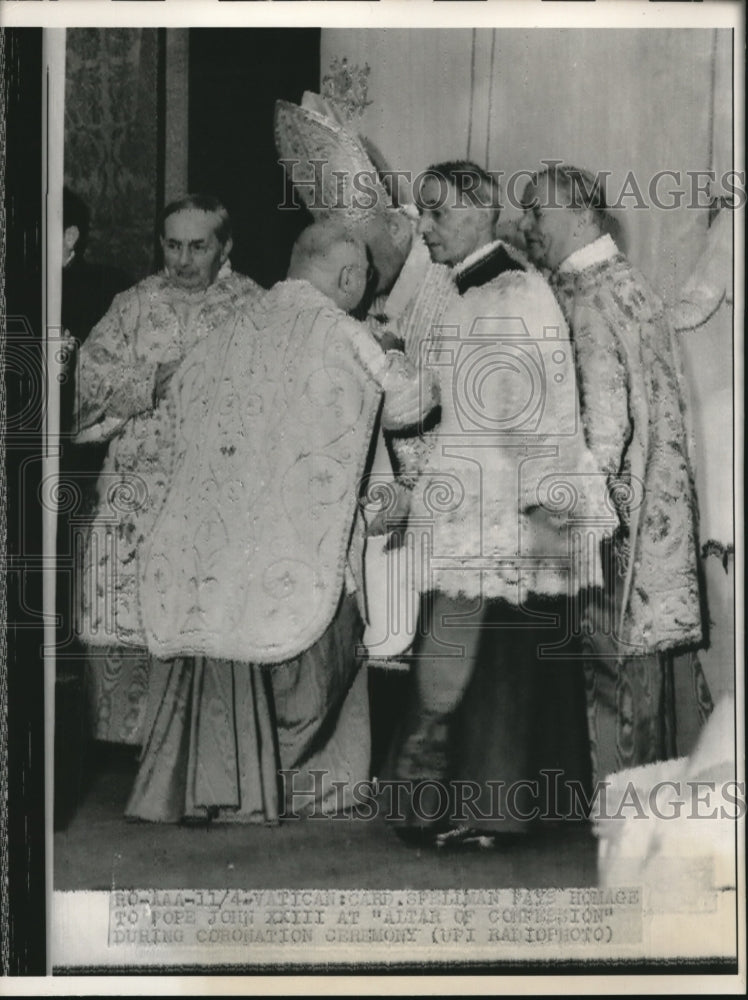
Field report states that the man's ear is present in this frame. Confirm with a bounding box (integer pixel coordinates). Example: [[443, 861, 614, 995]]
[[386, 210, 413, 252], [338, 263, 354, 294], [220, 237, 233, 262], [63, 225, 80, 253], [385, 210, 401, 237]]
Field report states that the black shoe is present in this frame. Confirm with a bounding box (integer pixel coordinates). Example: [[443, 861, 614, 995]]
[[179, 806, 219, 829]]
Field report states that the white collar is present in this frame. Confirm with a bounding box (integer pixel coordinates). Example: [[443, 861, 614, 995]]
[[452, 238, 505, 278], [557, 234, 618, 274]]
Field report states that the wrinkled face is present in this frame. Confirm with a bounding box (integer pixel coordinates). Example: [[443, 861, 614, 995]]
[[519, 175, 581, 271], [161, 209, 230, 290], [342, 241, 372, 312], [366, 209, 414, 293], [416, 176, 491, 266]]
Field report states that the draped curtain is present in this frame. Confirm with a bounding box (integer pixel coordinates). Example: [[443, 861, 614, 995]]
[[64, 29, 159, 281]]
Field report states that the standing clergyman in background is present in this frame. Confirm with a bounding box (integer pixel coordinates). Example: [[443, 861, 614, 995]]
[[74, 194, 264, 747], [519, 164, 710, 782]]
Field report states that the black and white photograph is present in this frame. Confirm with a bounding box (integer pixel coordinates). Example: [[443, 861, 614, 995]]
[[1, 0, 744, 991]]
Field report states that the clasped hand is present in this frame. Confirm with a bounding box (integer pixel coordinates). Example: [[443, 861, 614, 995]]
[[364, 482, 412, 550]]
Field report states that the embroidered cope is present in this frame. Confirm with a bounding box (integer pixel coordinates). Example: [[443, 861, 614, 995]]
[[75, 265, 264, 647], [139, 279, 436, 663], [551, 236, 702, 653]]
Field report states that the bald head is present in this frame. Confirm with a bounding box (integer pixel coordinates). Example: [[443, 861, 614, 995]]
[[288, 222, 369, 313], [308, 207, 414, 296]]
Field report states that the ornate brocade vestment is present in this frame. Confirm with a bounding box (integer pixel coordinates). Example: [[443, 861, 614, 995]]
[[74, 266, 264, 647], [550, 235, 702, 654], [139, 279, 432, 663]]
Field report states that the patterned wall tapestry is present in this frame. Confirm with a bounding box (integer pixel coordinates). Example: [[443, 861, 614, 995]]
[[65, 28, 159, 281]]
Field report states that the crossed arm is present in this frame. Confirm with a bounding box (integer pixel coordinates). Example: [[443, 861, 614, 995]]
[[73, 293, 162, 444]]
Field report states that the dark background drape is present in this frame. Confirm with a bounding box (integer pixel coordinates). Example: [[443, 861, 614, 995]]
[[188, 29, 320, 288]]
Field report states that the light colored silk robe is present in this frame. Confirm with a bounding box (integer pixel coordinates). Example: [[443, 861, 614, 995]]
[[73, 264, 263, 741], [550, 235, 702, 654], [550, 234, 709, 780]]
